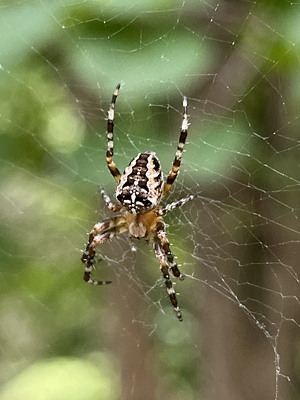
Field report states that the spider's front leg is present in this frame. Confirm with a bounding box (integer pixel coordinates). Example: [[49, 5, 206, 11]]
[[81, 216, 128, 285], [163, 96, 189, 197], [106, 84, 122, 183], [153, 219, 185, 321]]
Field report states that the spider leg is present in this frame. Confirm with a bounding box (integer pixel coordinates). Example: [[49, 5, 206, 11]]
[[155, 220, 185, 280], [107, 84, 122, 183], [156, 194, 196, 216], [163, 96, 189, 197], [99, 186, 123, 212], [81, 216, 128, 285], [153, 219, 184, 321]]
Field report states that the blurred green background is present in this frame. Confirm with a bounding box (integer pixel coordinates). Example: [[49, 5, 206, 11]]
[[0, 1, 299, 399]]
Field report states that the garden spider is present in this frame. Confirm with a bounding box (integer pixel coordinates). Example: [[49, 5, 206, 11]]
[[81, 84, 195, 321]]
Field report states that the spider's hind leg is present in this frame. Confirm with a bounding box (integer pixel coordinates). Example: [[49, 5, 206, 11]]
[[153, 220, 184, 321], [82, 216, 128, 285]]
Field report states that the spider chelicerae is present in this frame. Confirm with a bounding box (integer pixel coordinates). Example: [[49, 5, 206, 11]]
[[81, 84, 195, 321]]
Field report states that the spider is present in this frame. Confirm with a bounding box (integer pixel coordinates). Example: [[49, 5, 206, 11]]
[[81, 84, 195, 321]]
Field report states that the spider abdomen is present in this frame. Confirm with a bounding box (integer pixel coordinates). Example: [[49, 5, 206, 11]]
[[116, 151, 163, 214]]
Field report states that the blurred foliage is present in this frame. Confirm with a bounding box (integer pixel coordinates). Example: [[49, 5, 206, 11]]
[[0, 356, 120, 400], [0, 1, 299, 400]]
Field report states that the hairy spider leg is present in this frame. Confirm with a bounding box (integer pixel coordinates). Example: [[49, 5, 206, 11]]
[[107, 83, 122, 183], [153, 219, 184, 321], [99, 186, 123, 212], [81, 216, 128, 285], [157, 194, 196, 216], [163, 96, 189, 197], [155, 220, 185, 279], [153, 238, 183, 321]]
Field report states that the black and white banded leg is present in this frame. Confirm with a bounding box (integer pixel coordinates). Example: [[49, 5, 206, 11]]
[[153, 238, 183, 321], [163, 96, 189, 197], [157, 194, 197, 216], [153, 220, 184, 321], [106, 84, 121, 183], [99, 186, 123, 212], [155, 220, 185, 280]]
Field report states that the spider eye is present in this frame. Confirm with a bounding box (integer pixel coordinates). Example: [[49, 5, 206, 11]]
[[116, 191, 153, 214]]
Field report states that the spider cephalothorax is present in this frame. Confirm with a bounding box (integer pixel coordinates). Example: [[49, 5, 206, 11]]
[[81, 84, 194, 321]]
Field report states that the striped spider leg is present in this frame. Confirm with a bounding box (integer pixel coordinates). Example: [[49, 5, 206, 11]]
[[162, 95, 189, 197], [81, 213, 128, 285], [106, 83, 121, 183], [153, 218, 185, 321]]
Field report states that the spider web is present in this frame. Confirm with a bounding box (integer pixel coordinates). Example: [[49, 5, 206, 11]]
[[0, 1, 299, 399]]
